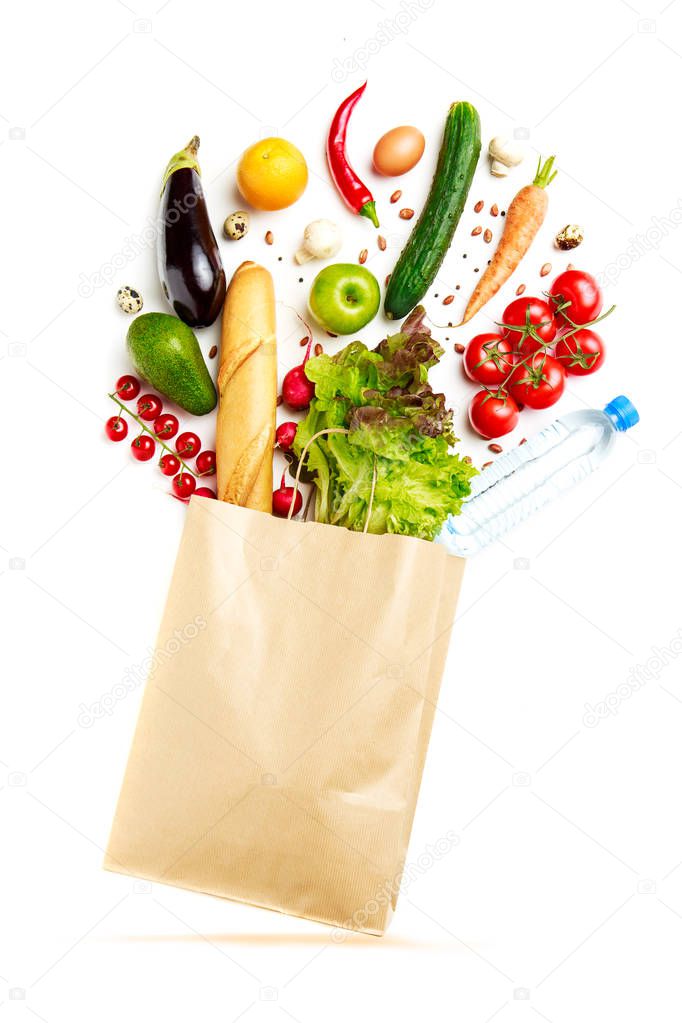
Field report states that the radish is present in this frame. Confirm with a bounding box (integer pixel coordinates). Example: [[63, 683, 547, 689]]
[[276, 421, 298, 451], [282, 338, 315, 411], [272, 471, 303, 518]]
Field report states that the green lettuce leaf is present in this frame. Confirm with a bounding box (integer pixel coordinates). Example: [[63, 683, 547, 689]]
[[292, 307, 476, 541]]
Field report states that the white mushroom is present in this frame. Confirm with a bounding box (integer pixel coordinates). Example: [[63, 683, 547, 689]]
[[295, 219, 342, 265], [488, 137, 525, 177]]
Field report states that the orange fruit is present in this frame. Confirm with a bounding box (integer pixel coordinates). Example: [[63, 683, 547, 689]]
[[236, 137, 308, 211]]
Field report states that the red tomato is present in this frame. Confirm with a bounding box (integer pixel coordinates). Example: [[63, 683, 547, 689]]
[[153, 413, 179, 439], [550, 270, 602, 325], [159, 453, 180, 476], [508, 353, 566, 409], [130, 435, 156, 461], [176, 432, 201, 458], [195, 450, 216, 476], [137, 394, 163, 421], [172, 473, 196, 499], [105, 416, 127, 442], [469, 390, 520, 439], [463, 333, 516, 386], [501, 297, 557, 354], [115, 375, 140, 401], [194, 487, 216, 499], [554, 329, 605, 376]]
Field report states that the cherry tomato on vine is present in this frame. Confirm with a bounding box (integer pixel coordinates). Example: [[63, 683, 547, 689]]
[[137, 394, 163, 421], [469, 390, 520, 439], [115, 375, 140, 401], [176, 432, 201, 458], [554, 329, 605, 376], [194, 487, 216, 499], [195, 450, 216, 476], [550, 270, 602, 325], [172, 472, 196, 499], [159, 453, 180, 476], [501, 297, 557, 354], [105, 416, 128, 442], [131, 435, 156, 461], [463, 333, 516, 386], [508, 353, 566, 409], [153, 413, 179, 439]]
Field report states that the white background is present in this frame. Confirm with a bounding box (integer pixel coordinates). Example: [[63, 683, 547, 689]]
[[3, 0, 682, 1019]]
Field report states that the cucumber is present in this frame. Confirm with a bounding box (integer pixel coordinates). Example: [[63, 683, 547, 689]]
[[384, 102, 481, 320]]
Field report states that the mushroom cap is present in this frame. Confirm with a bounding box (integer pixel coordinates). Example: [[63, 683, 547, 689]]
[[488, 136, 525, 166], [303, 219, 342, 255]]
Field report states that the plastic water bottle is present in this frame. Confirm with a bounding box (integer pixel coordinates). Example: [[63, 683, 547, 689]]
[[438, 396, 639, 557]]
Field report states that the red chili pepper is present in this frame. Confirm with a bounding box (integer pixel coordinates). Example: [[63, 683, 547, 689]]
[[326, 82, 379, 228]]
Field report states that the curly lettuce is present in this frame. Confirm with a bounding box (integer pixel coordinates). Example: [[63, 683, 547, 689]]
[[292, 308, 476, 541]]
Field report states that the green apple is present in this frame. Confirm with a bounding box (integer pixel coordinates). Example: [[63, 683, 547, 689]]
[[308, 263, 380, 335]]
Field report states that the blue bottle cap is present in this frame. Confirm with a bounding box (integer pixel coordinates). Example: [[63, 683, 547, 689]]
[[603, 395, 639, 432]]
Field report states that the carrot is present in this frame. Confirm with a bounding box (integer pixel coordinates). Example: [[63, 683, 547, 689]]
[[461, 156, 557, 325]]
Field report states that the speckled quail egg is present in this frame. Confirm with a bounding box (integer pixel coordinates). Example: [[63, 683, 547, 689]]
[[224, 211, 250, 240], [116, 286, 143, 314], [555, 225, 584, 251]]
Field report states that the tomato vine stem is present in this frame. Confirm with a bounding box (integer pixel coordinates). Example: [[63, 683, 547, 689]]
[[107, 393, 211, 478]]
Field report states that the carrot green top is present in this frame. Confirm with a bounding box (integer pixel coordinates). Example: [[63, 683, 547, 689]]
[[532, 155, 557, 189]]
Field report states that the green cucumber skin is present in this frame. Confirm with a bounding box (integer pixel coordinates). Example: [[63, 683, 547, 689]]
[[384, 102, 481, 320]]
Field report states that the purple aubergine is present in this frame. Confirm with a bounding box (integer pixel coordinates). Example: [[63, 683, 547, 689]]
[[157, 136, 226, 328]]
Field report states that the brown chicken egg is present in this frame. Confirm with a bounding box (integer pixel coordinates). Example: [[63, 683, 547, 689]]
[[372, 126, 425, 177]]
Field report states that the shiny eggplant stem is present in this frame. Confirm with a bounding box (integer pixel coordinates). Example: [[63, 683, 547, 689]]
[[160, 135, 202, 194]]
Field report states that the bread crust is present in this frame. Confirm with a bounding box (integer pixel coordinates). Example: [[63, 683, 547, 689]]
[[216, 262, 277, 511]]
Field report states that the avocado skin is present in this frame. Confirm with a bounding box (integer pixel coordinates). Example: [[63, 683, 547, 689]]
[[126, 312, 217, 416]]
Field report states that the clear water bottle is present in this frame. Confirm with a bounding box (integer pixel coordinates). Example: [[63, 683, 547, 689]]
[[439, 396, 639, 557]]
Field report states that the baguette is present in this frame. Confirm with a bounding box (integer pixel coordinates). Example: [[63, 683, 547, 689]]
[[217, 261, 277, 512]]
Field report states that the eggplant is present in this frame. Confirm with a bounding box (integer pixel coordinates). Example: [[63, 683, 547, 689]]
[[158, 136, 226, 328]]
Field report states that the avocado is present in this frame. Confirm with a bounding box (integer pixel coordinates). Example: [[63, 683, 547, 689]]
[[126, 312, 217, 416]]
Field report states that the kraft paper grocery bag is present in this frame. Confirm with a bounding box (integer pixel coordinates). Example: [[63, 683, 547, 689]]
[[105, 496, 465, 934]]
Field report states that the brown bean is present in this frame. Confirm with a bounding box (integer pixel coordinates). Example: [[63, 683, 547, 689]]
[[326, 331, 338, 338], [390, 189, 402, 204], [265, 230, 274, 245], [314, 343, 323, 356], [471, 225, 482, 236], [488, 443, 503, 454], [377, 235, 387, 251], [399, 208, 414, 220], [540, 262, 552, 277], [276, 394, 283, 406], [516, 283, 526, 296], [358, 248, 368, 264], [474, 200, 484, 213], [208, 345, 217, 359], [490, 203, 499, 217], [519, 437, 527, 445], [443, 294, 454, 305], [483, 228, 493, 243], [482, 461, 493, 469], [299, 336, 309, 347], [454, 343, 465, 354]]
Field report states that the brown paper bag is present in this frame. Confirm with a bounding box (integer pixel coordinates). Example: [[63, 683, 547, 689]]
[[105, 496, 464, 934]]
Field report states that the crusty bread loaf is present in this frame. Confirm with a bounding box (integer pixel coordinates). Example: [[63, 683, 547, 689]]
[[217, 261, 277, 511]]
